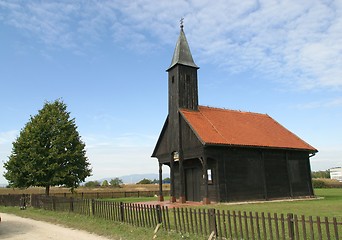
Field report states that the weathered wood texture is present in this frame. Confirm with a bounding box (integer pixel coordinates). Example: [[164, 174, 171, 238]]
[[209, 147, 313, 202]]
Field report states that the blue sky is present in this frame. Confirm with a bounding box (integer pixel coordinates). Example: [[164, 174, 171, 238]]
[[0, 0, 341, 184]]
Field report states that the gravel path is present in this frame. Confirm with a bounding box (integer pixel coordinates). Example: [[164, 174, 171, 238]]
[[0, 213, 112, 240]]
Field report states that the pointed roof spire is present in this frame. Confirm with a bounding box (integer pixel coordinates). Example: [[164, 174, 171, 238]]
[[167, 19, 199, 71]]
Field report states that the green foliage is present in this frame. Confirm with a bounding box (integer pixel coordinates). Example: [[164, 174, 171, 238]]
[[110, 178, 123, 188], [151, 178, 158, 184], [163, 177, 171, 183], [312, 179, 328, 188], [311, 170, 330, 178], [84, 181, 100, 188], [137, 178, 152, 184], [3, 100, 92, 195], [101, 180, 109, 187]]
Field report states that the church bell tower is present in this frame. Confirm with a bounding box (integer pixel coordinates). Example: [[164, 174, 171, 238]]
[[166, 21, 199, 203], [167, 22, 199, 136]]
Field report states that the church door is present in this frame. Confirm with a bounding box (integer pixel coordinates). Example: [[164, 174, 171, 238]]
[[185, 167, 201, 201]]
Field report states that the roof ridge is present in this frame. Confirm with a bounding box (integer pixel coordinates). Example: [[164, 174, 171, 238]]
[[199, 105, 267, 116], [199, 107, 231, 144]]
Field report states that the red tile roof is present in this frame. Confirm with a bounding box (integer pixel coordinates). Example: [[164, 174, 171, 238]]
[[180, 106, 317, 152]]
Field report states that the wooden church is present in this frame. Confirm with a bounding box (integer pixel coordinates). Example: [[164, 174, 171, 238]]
[[152, 24, 317, 204]]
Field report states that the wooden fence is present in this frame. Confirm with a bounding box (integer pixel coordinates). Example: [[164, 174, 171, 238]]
[[28, 196, 341, 240], [47, 190, 170, 199], [0, 194, 30, 207], [0, 190, 169, 204]]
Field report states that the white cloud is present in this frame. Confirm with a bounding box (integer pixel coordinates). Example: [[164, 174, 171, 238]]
[[295, 97, 342, 109], [0, 131, 159, 183], [0, 130, 18, 145], [311, 145, 342, 171], [1, 0, 342, 88], [83, 132, 158, 180], [0, 130, 18, 184]]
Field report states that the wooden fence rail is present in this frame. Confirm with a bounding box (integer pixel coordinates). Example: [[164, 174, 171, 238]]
[[50, 190, 170, 199], [2, 194, 341, 239]]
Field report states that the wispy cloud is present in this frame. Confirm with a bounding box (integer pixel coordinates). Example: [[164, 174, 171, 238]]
[[84, 132, 156, 150], [0, 130, 18, 144], [82, 133, 157, 179], [1, 0, 342, 89], [294, 97, 342, 109]]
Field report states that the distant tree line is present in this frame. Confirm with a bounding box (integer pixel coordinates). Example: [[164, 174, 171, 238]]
[[84, 178, 123, 188], [311, 170, 330, 179], [84, 177, 171, 188], [135, 177, 170, 184]]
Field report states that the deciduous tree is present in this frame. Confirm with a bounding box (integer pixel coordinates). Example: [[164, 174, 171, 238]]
[[4, 100, 92, 195], [110, 178, 123, 188]]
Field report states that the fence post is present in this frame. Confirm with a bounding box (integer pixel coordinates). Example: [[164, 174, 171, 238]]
[[91, 199, 95, 216], [29, 194, 33, 207], [287, 213, 294, 240], [69, 197, 74, 212], [209, 208, 217, 237], [52, 197, 56, 211], [120, 202, 125, 222], [156, 205, 162, 224]]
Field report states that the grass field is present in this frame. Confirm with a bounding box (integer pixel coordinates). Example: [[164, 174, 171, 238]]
[[203, 188, 342, 219], [104, 188, 341, 219]]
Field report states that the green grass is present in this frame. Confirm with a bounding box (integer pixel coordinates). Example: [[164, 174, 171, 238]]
[[197, 188, 342, 219], [0, 206, 198, 240], [102, 189, 341, 219]]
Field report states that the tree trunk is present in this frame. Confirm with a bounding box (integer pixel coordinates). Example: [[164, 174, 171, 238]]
[[45, 185, 50, 196]]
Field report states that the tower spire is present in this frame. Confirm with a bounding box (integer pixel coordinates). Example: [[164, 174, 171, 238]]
[[167, 19, 199, 71]]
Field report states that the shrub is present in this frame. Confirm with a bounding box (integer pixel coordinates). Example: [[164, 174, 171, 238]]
[[312, 179, 328, 188], [84, 181, 100, 188], [137, 178, 152, 184], [110, 178, 123, 188], [102, 180, 109, 187], [312, 178, 342, 188]]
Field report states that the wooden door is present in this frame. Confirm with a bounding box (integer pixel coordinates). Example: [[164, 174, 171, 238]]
[[185, 167, 201, 201]]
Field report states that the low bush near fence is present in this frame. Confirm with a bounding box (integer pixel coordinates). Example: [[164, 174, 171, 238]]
[[312, 179, 342, 188]]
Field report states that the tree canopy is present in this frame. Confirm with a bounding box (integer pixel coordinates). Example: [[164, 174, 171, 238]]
[[4, 100, 92, 195], [84, 181, 100, 188], [110, 178, 123, 188], [102, 180, 109, 187], [137, 178, 152, 184], [311, 170, 330, 179]]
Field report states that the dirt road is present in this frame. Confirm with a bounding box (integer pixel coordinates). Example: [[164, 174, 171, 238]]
[[0, 213, 112, 240]]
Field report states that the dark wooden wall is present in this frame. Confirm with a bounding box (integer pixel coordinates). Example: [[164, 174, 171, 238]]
[[207, 147, 313, 202], [155, 119, 313, 203]]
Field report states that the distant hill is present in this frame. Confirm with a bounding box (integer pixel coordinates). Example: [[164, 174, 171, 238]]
[[98, 173, 170, 184]]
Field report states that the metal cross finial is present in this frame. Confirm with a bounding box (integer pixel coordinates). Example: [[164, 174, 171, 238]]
[[180, 17, 184, 29]]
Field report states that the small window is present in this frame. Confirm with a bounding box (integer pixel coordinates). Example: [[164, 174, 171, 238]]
[[172, 76, 175, 83], [207, 169, 213, 184], [186, 74, 190, 82]]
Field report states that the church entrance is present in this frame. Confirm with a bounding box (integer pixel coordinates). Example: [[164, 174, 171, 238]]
[[185, 167, 202, 201]]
